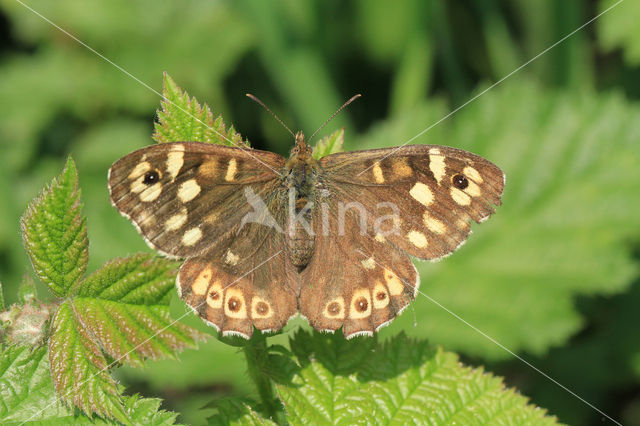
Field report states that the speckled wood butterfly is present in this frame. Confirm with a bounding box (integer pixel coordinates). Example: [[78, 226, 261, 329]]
[[108, 130, 504, 339]]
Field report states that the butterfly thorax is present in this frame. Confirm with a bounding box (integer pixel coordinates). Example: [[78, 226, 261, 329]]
[[284, 132, 321, 269]]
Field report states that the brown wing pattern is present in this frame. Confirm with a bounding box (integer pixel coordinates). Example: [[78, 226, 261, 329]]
[[108, 142, 285, 258], [298, 202, 418, 338], [319, 145, 505, 261], [177, 221, 298, 338]]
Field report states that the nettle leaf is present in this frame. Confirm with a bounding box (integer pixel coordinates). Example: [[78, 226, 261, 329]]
[[48, 254, 206, 419], [20, 158, 88, 297], [0, 345, 181, 424], [312, 128, 344, 159], [354, 81, 640, 360], [153, 72, 248, 147], [276, 331, 557, 424], [597, 0, 640, 65]]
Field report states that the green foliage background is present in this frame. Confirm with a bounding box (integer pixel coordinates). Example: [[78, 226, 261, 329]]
[[0, 0, 639, 424]]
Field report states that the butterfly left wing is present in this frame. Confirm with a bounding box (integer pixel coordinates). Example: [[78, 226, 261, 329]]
[[298, 144, 505, 338], [319, 145, 505, 261], [299, 205, 418, 338]]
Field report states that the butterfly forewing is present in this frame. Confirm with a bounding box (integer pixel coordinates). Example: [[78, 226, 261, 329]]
[[108, 142, 284, 258], [320, 145, 505, 261]]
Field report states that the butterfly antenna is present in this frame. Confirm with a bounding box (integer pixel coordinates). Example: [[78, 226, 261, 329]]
[[246, 93, 295, 137], [308, 94, 361, 143]]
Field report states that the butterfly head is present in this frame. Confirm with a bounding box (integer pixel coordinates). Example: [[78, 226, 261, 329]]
[[288, 131, 313, 162]]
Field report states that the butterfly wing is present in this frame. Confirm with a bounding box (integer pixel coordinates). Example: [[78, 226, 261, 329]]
[[298, 145, 504, 338], [108, 142, 285, 258], [298, 205, 418, 338], [109, 142, 298, 337], [319, 145, 505, 260]]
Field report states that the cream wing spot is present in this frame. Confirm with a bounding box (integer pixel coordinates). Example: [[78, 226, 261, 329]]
[[407, 230, 428, 248], [182, 227, 202, 246], [372, 162, 385, 183], [225, 158, 237, 181], [423, 212, 447, 234], [384, 269, 404, 296], [429, 154, 446, 184], [191, 266, 212, 296], [361, 257, 376, 270], [224, 288, 247, 319], [464, 180, 482, 197], [349, 288, 372, 319], [324, 297, 345, 319], [128, 161, 151, 180], [166, 149, 184, 182], [409, 182, 434, 206], [375, 233, 386, 243], [165, 208, 188, 231], [450, 187, 472, 205], [178, 179, 201, 202], [139, 184, 162, 202], [225, 250, 239, 266], [463, 166, 483, 183]]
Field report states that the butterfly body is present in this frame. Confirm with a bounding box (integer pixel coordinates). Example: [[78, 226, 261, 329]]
[[109, 133, 505, 339]]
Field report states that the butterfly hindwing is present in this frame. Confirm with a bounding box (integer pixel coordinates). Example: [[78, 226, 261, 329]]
[[108, 142, 285, 258], [177, 221, 298, 338], [298, 201, 418, 338]]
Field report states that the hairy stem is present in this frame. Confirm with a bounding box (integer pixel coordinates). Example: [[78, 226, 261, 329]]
[[243, 334, 285, 424]]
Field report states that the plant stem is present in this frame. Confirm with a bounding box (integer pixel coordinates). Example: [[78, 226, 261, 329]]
[[243, 334, 286, 424]]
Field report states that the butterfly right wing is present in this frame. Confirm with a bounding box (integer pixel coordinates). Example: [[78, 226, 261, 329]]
[[108, 142, 285, 258]]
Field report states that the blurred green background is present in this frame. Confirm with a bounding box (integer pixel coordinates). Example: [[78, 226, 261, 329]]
[[1, 0, 639, 424]]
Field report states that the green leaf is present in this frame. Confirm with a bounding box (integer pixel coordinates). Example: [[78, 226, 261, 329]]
[[597, 0, 640, 65], [153, 73, 248, 147], [48, 301, 128, 422], [20, 157, 88, 298], [48, 254, 207, 420], [0, 344, 182, 424], [276, 331, 558, 424], [207, 398, 276, 425], [72, 254, 205, 367], [311, 128, 344, 159], [355, 81, 640, 359]]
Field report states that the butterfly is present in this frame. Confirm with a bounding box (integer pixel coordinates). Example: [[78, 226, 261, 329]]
[[108, 131, 504, 339]]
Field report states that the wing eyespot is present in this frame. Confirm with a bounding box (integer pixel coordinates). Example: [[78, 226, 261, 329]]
[[452, 173, 469, 189], [143, 170, 160, 185]]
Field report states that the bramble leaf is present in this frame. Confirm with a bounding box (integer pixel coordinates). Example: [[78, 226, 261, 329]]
[[48, 301, 128, 422], [276, 331, 558, 424], [312, 128, 344, 159], [20, 158, 88, 298], [48, 254, 206, 419], [153, 73, 248, 147], [0, 344, 182, 424], [71, 254, 205, 367], [207, 398, 277, 425]]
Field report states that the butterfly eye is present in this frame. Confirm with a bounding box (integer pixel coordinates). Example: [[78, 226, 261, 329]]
[[452, 174, 469, 190], [143, 170, 160, 185]]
